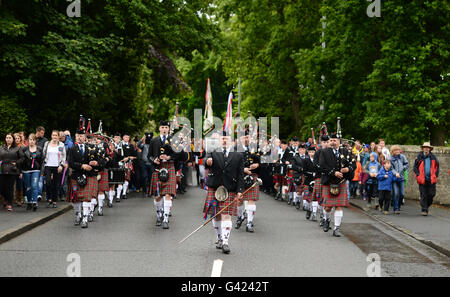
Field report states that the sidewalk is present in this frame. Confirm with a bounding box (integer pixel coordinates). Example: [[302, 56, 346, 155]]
[[0, 201, 72, 244], [349, 196, 450, 257]]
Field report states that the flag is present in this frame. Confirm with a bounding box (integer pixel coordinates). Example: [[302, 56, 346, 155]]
[[223, 91, 233, 133], [203, 78, 214, 133]]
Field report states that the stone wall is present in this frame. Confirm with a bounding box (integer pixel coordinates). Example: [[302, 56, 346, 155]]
[[388, 145, 450, 205]]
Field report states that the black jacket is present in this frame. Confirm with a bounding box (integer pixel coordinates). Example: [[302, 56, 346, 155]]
[[205, 151, 245, 193], [148, 135, 174, 165], [22, 147, 44, 172], [291, 155, 304, 181], [284, 147, 298, 163], [319, 147, 355, 185], [302, 156, 316, 186], [68, 144, 101, 178], [0, 145, 25, 175], [313, 149, 322, 179]]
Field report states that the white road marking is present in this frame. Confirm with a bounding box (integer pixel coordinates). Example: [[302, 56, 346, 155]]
[[211, 259, 223, 277]]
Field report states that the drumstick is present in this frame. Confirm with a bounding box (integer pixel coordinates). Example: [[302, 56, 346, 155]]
[[179, 178, 262, 244]]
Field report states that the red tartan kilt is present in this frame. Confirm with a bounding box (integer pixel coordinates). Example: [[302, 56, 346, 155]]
[[67, 176, 99, 203], [243, 174, 259, 201], [322, 183, 349, 207], [297, 175, 305, 194], [273, 174, 284, 185], [203, 187, 238, 217], [99, 170, 109, 192], [304, 189, 312, 202], [284, 175, 296, 193], [150, 161, 177, 197], [313, 178, 323, 203]]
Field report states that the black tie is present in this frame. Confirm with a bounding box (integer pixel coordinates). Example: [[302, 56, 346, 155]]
[[162, 136, 166, 144], [223, 149, 227, 158], [334, 149, 339, 158]]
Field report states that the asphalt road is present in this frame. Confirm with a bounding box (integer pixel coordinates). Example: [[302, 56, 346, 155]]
[[0, 187, 449, 277]]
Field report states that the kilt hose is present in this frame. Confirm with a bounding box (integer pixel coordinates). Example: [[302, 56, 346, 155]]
[[99, 170, 109, 192], [150, 161, 176, 197], [243, 173, 259, 201], [67, 176, 99, 203], [313, 178, 323, 203], [203, 187, 238, 217], [322, 183, 349, 207]]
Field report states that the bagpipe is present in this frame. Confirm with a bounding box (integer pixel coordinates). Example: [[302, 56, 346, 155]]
[[79, 115, 113, 144]]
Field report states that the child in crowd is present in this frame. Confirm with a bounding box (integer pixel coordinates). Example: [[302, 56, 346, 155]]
[[350, 155, 361, 198], [364, 152, 380, 209], [377, 159, 397, 214]]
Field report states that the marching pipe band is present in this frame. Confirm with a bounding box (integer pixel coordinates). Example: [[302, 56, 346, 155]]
[[65, 112, 356, 254]]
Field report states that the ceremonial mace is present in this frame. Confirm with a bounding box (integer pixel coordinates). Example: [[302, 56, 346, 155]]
[[179, 178, 263, 244]]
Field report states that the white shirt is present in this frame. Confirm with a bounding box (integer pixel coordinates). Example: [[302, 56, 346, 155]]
[[46, 145, 59, 167]]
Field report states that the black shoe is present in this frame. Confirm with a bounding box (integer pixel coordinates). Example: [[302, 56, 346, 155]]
[[287, 198, 292, 205], [235, 216, 244, 229], [88, 214, 94, 222], [246, 224, 254, 233], [323, 219, 331, 232], [222, 244, 230, 254], [156, 216, 162, 226], [26, 203, 32, 211], [122, 195, 127, 200], [216, 240, 223, 249], [116, 198, 120, 203], [311, 213, 317, 221], [306, 210, 311, 220], [32, 203, 37, 211], [162, 222, 169, 229], [333, 227, 341, 237], [295, 201, 301, 209], [319, 218, 324, 227], [98, 208, 103, 216], [107, 202, 113, 208], [81, 220, 88, 228], [74, 216, 81, 226]]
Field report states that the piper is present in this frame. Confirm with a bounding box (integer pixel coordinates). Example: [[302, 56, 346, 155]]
[[148, 121, 177, 229]]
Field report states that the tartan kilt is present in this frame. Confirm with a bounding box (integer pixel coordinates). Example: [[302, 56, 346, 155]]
[[243, 173, 259, 201], [273, 174, 284, 185], [313, 178, 323, 203], [297, 175, 305, 194], [203, 187, 238, 217], [99, 170, 109, 192], [150, 161, 176, 197], [304, 189, 312, 202], [322, 183, 349, 207], [67, 176, 99, 203]]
